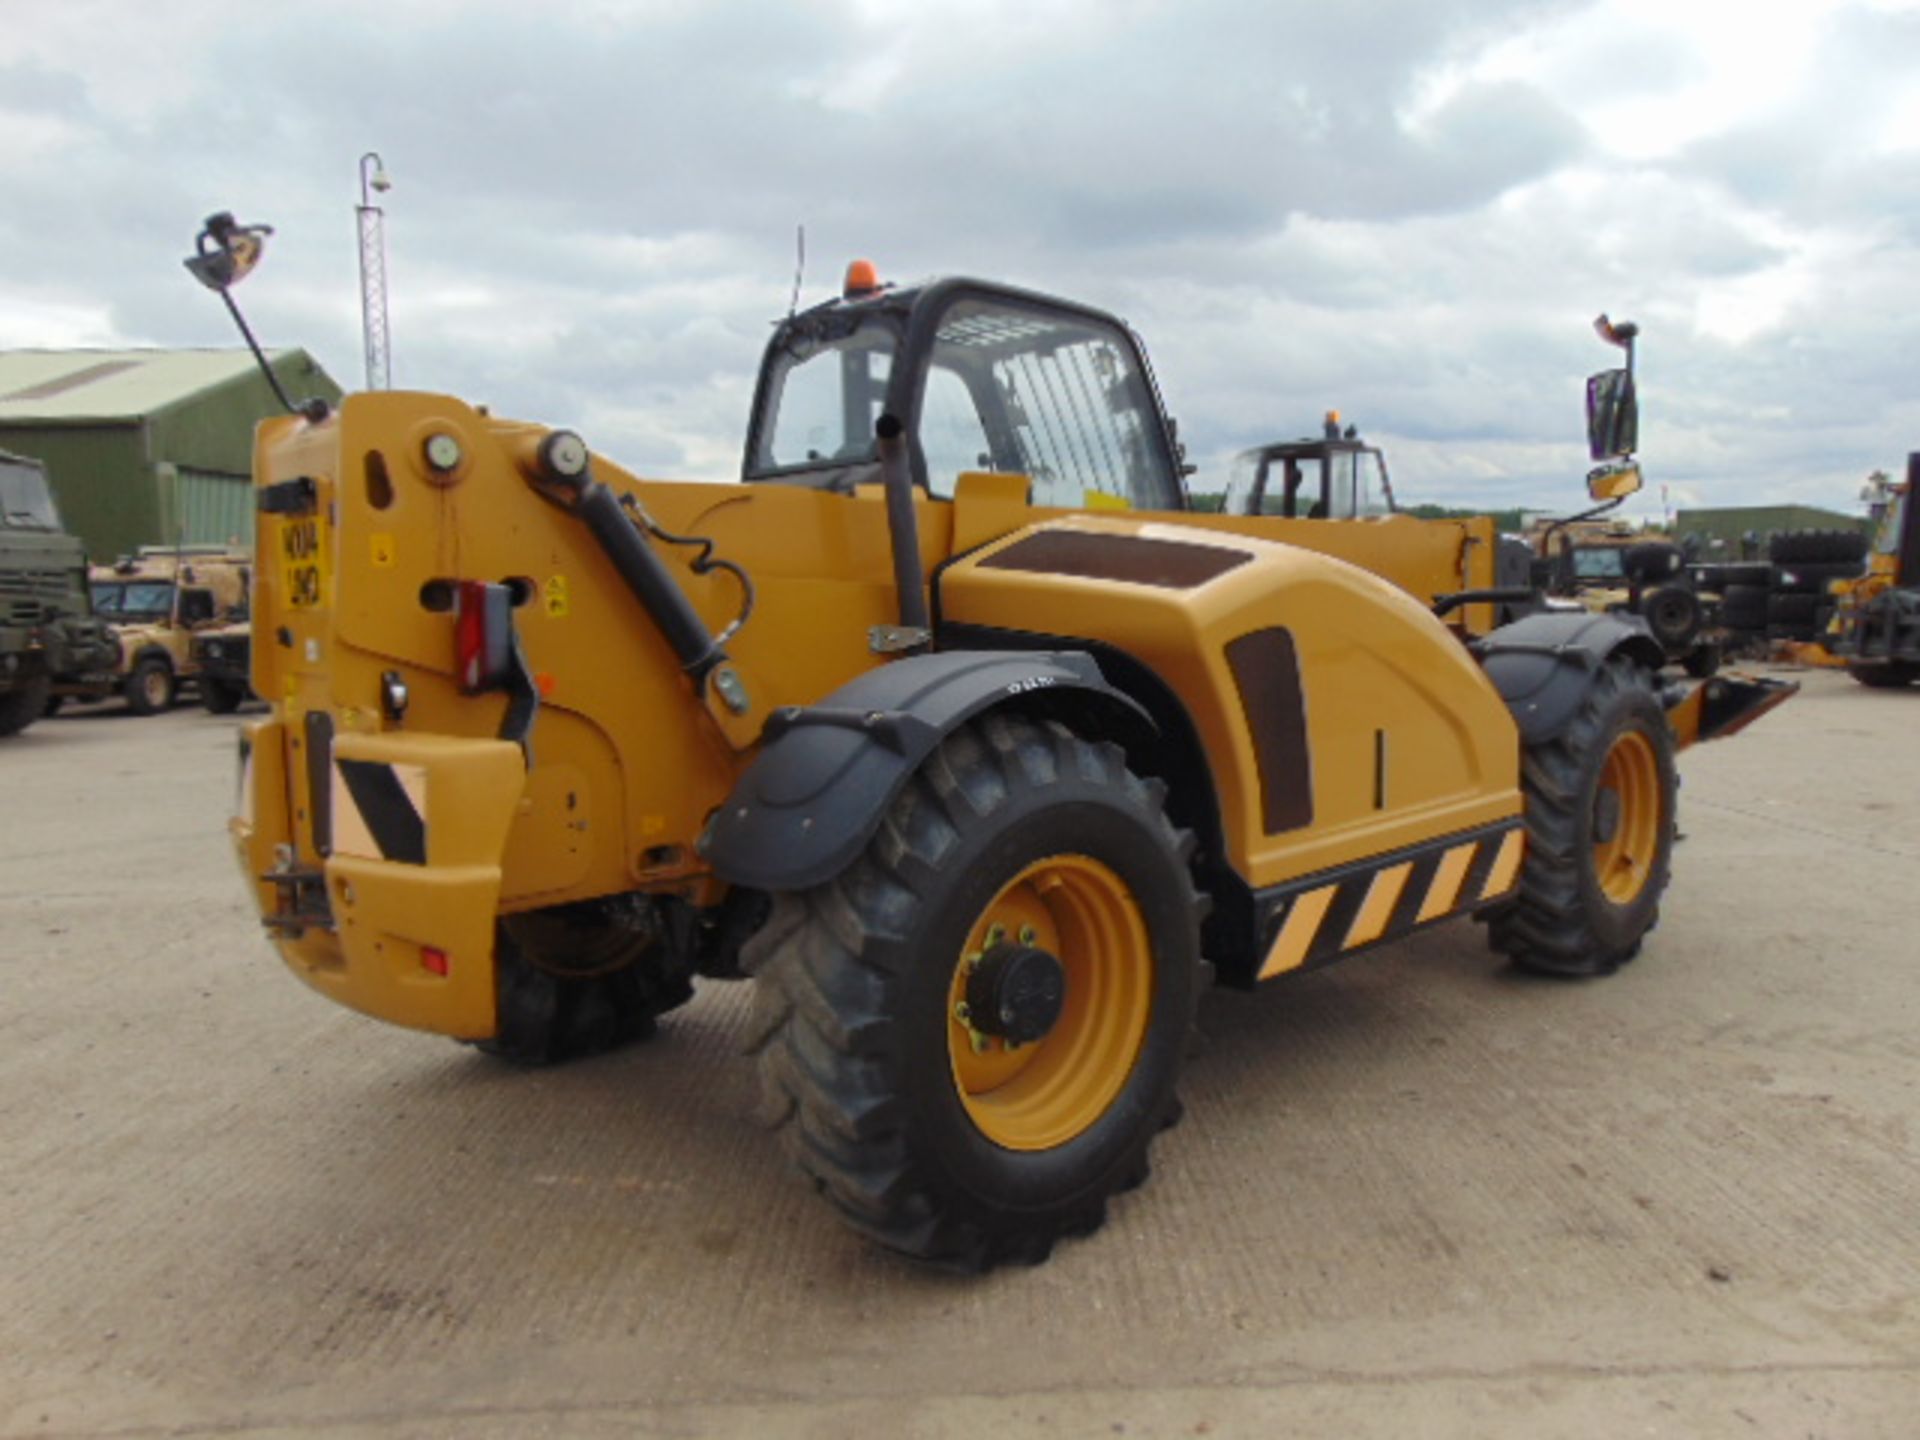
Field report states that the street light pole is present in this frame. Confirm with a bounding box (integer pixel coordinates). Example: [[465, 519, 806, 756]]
[[356, 151, 393, 391]]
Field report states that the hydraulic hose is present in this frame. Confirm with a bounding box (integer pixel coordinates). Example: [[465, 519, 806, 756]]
[[573, 475, 726, 682]]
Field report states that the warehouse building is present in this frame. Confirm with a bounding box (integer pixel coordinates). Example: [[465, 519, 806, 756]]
[[0, 349, 343, 560], [1674, 503, 1869, 556]]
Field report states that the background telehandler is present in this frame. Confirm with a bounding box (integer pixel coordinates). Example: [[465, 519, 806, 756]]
[[1827, 454, 1920, 686]]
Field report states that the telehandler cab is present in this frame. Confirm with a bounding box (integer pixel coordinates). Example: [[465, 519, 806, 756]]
[[197, 215, 1792, 1270]]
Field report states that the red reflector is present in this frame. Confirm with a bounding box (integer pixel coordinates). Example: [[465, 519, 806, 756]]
[[421, 946, 449, 976], [454, 580, 488, 692]]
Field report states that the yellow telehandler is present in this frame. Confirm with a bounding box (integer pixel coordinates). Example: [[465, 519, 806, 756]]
[[1828, 456, 1920, 685], [191, 215, 1791, 1269]]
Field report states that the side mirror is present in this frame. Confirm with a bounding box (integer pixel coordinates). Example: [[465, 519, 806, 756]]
[[1586, 367, 1637, 461], [1587, 459, 1643, 503], [183, 212, 273, 293]]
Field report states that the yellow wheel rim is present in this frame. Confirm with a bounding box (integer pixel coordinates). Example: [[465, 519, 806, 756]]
[[947, 854, 1153, 1153], [1593, 729, 1662, 904]]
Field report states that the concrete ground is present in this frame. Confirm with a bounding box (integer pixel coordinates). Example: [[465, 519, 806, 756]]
[[1, 667, 1915, 1439]]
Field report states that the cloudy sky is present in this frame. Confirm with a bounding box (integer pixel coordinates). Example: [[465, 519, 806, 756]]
[[5, 0, 1919, 520]]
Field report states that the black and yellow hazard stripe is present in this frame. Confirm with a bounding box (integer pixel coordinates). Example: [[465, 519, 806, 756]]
[[1256, 820, 1525, 981], [328, 757, 428, 864]]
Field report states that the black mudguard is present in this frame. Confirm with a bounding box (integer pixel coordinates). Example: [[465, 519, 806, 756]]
[[1475, 611, 1666, 745], [701, 650, 1155, 892]]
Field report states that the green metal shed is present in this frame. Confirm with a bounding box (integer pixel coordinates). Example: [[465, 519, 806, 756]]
[[1673, 504, 1870, 556], [0, 349, 343, 560]]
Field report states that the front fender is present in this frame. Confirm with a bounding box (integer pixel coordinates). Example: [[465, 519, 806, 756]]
[[701, 650, 1153, 892], [1475, 611, 1665, 744]]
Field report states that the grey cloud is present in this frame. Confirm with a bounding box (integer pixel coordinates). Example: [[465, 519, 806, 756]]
[[1, 0, 1914, 511]]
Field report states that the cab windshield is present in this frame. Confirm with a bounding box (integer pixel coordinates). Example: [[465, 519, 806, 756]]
[[0, 462, 60, 530], [92, 581, 175, 619], [1875, 491, 1907, 555], [1222, 445, 1394, 518], [750, 314, 895, 478], [1570, 548, 1626, 580]]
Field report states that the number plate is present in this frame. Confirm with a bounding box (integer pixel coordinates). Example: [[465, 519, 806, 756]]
[[276, 513, 329, 609]]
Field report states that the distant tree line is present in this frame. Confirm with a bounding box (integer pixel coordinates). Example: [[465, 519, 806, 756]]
[[1400, 503, 1530, 531], [1185, 495, 1544, 531]]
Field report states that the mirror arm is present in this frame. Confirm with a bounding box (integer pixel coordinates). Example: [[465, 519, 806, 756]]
[[1536, 494, 1625, 560], [183, 212, 331, 425], [216, 287, 320, 421]]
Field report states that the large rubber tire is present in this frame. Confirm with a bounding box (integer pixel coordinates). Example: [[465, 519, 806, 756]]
[[1640, 585, 1701, 652], [0, 675, 51, 737], [1487, 656, 1676, 977], [1848, 661, 1919, 688], [123, 656, 175, 715], [476, 895, 696, 1065], [1770, 560, 1863, 594], [1622, 542, 1683, 585], [1721, 562, 1773, 588], [1770, 529, 1867, 564], [744, 713, 1204, 1271], [200, 677, 247, 714], [1767, 592, 1819, 630], [1720, 584, 1768, 632], [1682, 640, 1722, 679]]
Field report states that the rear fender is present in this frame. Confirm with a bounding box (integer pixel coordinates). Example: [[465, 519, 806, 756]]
[[701, 650, 1154, 892]]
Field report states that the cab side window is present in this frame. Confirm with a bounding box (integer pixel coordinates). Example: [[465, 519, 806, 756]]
[[921, 299, 1180, 511]]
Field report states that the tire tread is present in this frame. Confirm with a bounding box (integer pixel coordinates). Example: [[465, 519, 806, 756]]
[[742, 714, 1206, 1271]]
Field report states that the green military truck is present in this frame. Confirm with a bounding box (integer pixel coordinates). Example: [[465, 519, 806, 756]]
[[0, 450, 117, 737]]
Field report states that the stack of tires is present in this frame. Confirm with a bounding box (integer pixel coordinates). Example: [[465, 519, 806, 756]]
[[1693, 560, 1772, 648], [1696, 531, 1868, 649], [1765, 530, 1868, 643]]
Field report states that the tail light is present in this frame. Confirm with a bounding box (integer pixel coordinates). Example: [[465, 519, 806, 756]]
[[454, 580, 513, 693]]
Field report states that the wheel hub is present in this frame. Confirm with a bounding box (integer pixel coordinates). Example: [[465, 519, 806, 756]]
[[965, 942, 1066, 1044], [946, 852, 1154, 1153], [1591, 728, 1663, 905]]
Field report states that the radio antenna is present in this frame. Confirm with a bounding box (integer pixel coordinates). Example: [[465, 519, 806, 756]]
[[788, 224, 806, 318]]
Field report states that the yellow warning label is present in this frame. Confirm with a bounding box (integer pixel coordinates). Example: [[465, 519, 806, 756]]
[[370, 533, 396, 567], [544, 574, 570, 618]]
